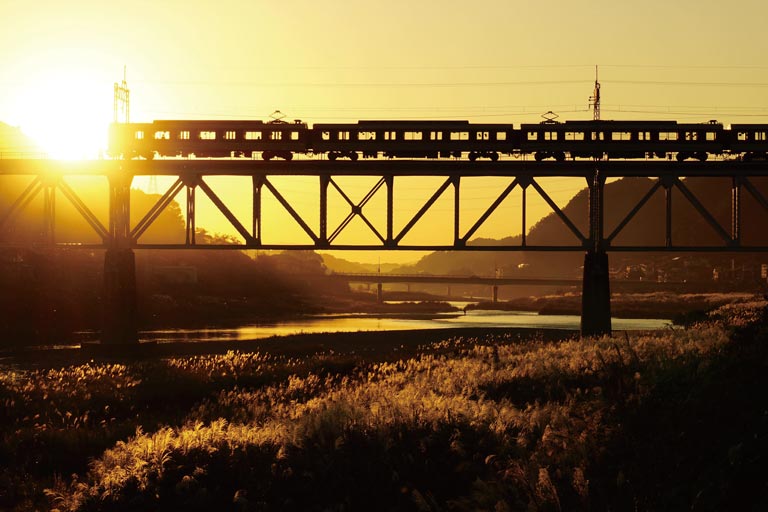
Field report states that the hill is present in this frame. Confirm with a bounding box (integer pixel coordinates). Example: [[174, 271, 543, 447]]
[[400, 176, 768, 285], [320, 253, 402, 274]]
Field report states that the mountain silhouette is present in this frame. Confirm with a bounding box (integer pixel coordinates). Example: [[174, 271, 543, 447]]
[[398, 176, 768, 282]]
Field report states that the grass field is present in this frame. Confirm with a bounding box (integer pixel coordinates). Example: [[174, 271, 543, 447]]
[[1, 301, 767, 511]]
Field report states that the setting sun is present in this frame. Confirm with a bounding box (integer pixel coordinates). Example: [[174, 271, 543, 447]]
[[9, 70, 111, 159]]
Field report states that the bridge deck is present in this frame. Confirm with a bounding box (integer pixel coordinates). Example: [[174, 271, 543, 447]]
[[1, 158, 768, 177]]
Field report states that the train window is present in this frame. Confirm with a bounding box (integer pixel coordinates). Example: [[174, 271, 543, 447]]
[[565, 132, 584, 141], [225, 131, 237, 140], [337, 131, 350, 141], [684, 132, 699, 141], [591, 132, 605, 141], [270, 131, 283, 141], [527, 132, 538, 141], [496, 132, 507, 141], [706, 132, 717, 141], [476, 131, 489, 141], [290, 132, 300, 141], [245, 131, 262, 140], [199, 131, 216, 140], [659, 132, 678, 141], [385, 131, 397, 141], [737, 132, 748, 141], [404, 131, 423, 141], [611, 132, 631, 141], [450, 132, 469, 141], [154, 131, 170, 140], [638, 132, 651, 141], [134, 131, 145, 140], [430, 131, 443, 141], [544, 132, 557, 141], [358, 131, 376, 141], [321, 131, 331, 141], [755, 132, 767, 141], [179, 131, 190, 140]]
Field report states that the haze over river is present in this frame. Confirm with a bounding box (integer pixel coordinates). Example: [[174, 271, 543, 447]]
[[128, 302, 672, 344]]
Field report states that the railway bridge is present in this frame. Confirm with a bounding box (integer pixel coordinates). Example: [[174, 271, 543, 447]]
[[0, 158, 766, 344]]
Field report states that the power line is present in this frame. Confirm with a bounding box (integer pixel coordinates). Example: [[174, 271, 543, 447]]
[[132, 79, 591, 89], [610, 80, 768, 87]]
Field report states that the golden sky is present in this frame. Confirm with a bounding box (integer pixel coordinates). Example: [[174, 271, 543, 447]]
[[2, 0, 768, 263]]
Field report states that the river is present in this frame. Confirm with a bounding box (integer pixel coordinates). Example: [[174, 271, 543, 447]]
[[124, 302, 672, 344]]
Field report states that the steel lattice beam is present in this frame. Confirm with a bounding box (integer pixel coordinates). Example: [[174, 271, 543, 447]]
[[0, 159, 766, 252]]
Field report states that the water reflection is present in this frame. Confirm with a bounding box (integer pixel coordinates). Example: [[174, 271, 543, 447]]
[[131, 307, 672, 344]]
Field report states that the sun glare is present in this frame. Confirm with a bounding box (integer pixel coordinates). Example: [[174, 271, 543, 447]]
[[12, 72, 111, 160]]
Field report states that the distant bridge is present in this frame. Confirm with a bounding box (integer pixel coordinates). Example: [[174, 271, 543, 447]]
[[329, 272, 688, 302], [0, 158, 766, 342]]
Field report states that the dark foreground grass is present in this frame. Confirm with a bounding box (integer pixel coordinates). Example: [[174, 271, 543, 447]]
[[0, 303, 766, 511]]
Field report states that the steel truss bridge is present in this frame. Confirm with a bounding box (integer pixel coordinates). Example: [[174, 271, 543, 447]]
[[1, 158, 767, 344]]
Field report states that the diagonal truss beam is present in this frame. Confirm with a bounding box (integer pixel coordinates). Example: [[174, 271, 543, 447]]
[[328, 177, 386, 244], [197, 178, 256, 244], [674, 178, 732, 244], [606, 179, 663, 243], [0, 176, 44, 232], [394, 176, 453, 245], [131, 178, 185, 241], [461, 178, 519, 244], [57, 178, 110, 242], [529, 178, 587, 244], [262, 177, 319, 243], [742, 177, 768, 213]]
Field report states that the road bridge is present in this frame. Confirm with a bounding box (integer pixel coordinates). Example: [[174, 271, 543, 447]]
[[0, 157, 766, 343], [329, 272, 689, 303]]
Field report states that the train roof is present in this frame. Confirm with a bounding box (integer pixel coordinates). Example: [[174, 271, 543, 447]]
[[730, 123, 768, 129], [152, 119, 265, 125], [521, 120, 724, 129], [565, 120, 678, 126], [356, 120, 470, 126]]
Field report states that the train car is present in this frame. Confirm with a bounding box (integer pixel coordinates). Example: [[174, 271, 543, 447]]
[[310, 120, 515, 160], [148, 119, 310, 159], [519, 119, 725, 161], [669, 121, 725, 161], [108, 119, 310, 159], [728, 124, 768, 160], [107, 122, 154, 159]]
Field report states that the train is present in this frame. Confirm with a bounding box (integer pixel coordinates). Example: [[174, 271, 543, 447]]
[[107, 116, 768, 162]]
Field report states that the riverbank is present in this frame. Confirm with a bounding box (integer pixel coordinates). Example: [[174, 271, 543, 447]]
[[2, 301, 765, 511], [467, 291, 757, 321], [0, 327, 575, 370]]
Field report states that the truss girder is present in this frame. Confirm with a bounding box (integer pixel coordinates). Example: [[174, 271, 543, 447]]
[[0, 160, 766, 252]]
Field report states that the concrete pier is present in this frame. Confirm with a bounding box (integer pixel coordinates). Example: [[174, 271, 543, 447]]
[[102, 248, 138, 344], [580, 249, 611, 337]]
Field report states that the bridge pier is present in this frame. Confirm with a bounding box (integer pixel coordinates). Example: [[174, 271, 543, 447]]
[[492, 285, 498, 303], [100, 173, 139, 346], [581, 167, 611, 338], [376, 282, 383, 303], [102, 248, 138, 344], [581, 249, 611, 337]]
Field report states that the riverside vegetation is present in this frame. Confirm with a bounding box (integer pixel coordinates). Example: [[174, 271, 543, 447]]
[[1, 301, 767, 511]]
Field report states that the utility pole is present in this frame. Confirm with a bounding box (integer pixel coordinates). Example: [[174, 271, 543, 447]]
[[588, 65, 601, 121], [113, 66, 130, 124]]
